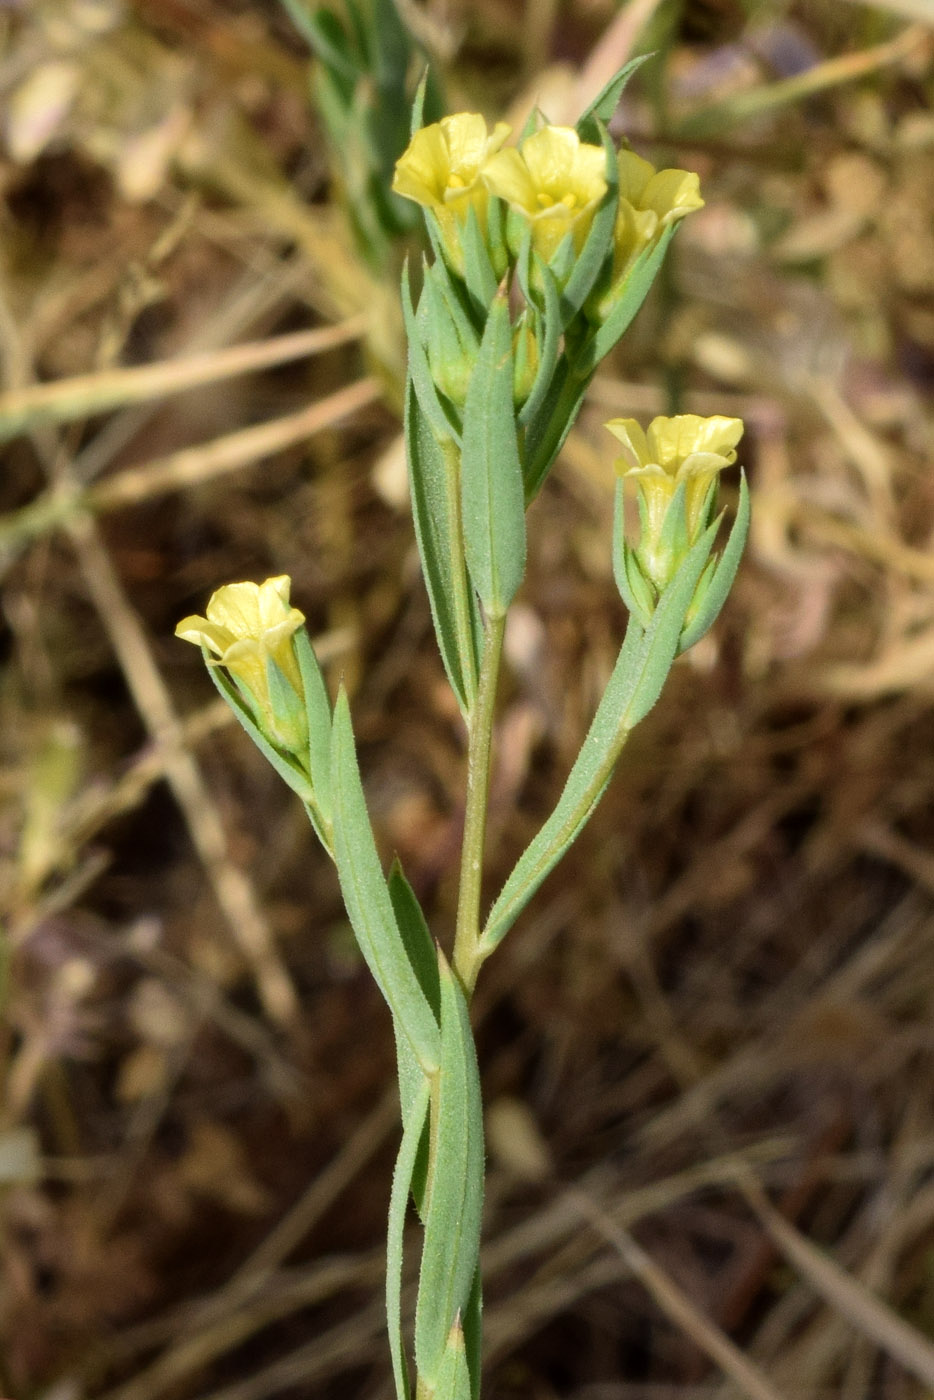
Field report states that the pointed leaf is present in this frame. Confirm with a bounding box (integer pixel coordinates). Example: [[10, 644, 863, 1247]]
[[330, 690, 441, 1073], [405, 379, 478, 714], [415, 957, 485, 1386], [480, 522, 719, 953], [460, 203, 498, 312], [576, 54, 653, 144], [389, 860, 440, 1128], [401, 262, 460, 444], [558, 122, 618, 326], [387, 1079, 430, 1400], [572, 223, 677, 376], [460, 293, 527, 616], [435, 1321, 473, 1400]]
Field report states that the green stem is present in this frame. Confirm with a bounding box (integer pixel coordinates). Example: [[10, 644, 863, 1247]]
[[478, 714, 630, 959], [441, 439, 479, 712], [452, 611, 506, 997]]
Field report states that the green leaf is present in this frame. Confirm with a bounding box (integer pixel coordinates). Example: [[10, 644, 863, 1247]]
[[613, 481, 654, 628], [401, 262, 460, 445], [480, 522, 719, 953], [462, 1265, 483, 1400], [330, 690, 441, 1073], [405, 379, 478, 714], [387, 1078, 430, 1400], [678, 471, 749, 652], [572, 222, 677, 376], [410, 69, 429, 136], [558, 122, 618, 327], [460, 203, 499, 313], [521, 360, 590, 501], [434, 1321, 473, 1400], [389, 861, 440, 1130], [294, 627, 333, 822], [460, 293, 527, 616], [576, 54, 653, 144], [415, 957, 485, 1387], [517, 258, 562, 431]]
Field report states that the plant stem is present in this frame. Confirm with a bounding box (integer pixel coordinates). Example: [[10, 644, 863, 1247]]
[[453, 611, 506, 997]]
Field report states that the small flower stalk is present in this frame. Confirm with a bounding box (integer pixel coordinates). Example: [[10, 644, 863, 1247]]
[[178, 56, 749, 1400]]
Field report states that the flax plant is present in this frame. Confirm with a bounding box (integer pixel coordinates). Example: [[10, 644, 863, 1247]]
[[177, 63, 749, 1400]]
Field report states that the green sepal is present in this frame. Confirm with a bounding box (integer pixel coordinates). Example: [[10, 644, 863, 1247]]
[[485, 194, 509, 280], [421, 260, 479, 411], [480, 521, 719, 953], [576, 53, 653, 144], [404, 377, 478, 715], [641, 475, 689, 591], [518, 257, 561, 430], [415, 954, 485, 1387], [460, 203, 499, 314], [401, 261, 460, 445], [678, 470, 749, 652], [264, 654, 309, 754], [558, 121, 618, 327], [294, 627, 333, 824], [386, 1077, 430, 1400], [573, 222, 677, 376], [435, 1320, 473, 1400], [330, 688, 442, 1074], [546, 227, 577, 290], [613, 481, 654, 627], [202, 653, 316, 806], [460, 291, 527, 616]]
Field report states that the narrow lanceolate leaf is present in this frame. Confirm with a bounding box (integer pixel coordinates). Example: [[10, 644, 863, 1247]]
[[558, 123, 618, 327], [462, 1266, 483, 1400], [571, 223, 678, 377], [415, 957, 485, 1387], [387, 1079, 430, 1400], [330, 690, 441, 1073], [480, 523, 720, 953], [434, 1321, 473, 1400], [401, 262, 460, 445], [460, 293, 527, 617], [575, 54, 652, 144], [389, 861, 441, 1126], [405, 378, 479, 714]]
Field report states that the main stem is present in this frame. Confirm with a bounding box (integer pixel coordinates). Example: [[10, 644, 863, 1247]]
[[452, 611, 505, 998]]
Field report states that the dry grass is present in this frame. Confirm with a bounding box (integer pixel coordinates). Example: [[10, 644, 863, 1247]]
[[2, 1, 934, 1398]]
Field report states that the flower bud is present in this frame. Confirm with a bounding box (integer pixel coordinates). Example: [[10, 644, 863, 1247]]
[[176, 576, 309, 754], [588, 151, 704, 323], [607, 414, 743, 594]]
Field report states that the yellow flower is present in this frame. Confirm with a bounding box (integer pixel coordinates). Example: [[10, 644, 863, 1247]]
[[607, 415, 743, 588], [590, 151, 703, 320], [392, 113, 511, 273], [482, 125, 607, 266], [176, 576, 307, 750]]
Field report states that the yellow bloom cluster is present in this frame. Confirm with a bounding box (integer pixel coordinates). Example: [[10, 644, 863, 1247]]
[[393, 112, 704, 297], [176, 576, 307, 752]]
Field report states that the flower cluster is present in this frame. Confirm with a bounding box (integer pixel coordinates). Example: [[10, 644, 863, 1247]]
[[392, 111, 703, 306]]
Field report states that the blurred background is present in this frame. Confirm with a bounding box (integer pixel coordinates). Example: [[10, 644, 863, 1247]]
[[2, 0, 934, 1396]]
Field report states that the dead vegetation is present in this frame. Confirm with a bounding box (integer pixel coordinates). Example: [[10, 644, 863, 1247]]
[[2, 0, 934, 1396]]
